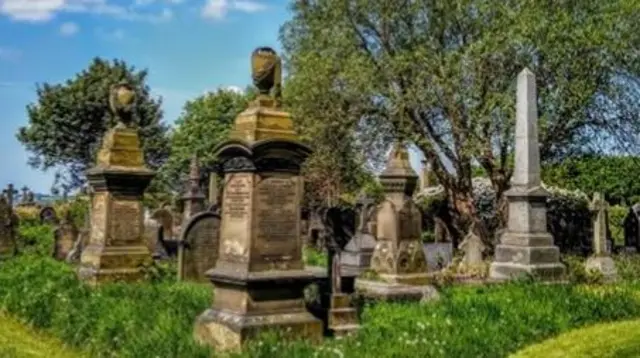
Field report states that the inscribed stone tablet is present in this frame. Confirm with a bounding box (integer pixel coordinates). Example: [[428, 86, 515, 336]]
[[254, 175, 300, 261], [110, 199, 142, 245], [219, 173, 253, 261]]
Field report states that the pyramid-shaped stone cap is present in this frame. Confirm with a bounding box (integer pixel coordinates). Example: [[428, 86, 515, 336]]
[[379, 142, 418, 195]]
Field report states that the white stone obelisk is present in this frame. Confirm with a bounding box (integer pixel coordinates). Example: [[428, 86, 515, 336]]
[[489, 68, 565, 281]]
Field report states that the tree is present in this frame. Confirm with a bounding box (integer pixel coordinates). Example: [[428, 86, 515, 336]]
[[280, 0, 640, 242], [17, 58, 170, 194], [156, 87, 255, 195]]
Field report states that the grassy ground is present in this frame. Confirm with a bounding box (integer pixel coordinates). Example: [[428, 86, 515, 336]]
[[511, 319, 640, 358], [0, 313, 85, 358]]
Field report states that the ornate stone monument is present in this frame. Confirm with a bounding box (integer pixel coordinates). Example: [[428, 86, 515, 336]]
[[193, 47, 322, 352], [78, 82, 155, 285], [181, 155, 206, 221], [489, 69, 565, 281], [585, 192, 617, 282], [355, 142, 434, 301]]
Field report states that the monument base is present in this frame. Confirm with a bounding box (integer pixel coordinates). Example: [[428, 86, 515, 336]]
[[78, 244, 151, 285], [489, 232, 565, 282], [194, 308, 322, 352], [194, 268, 323, 352], [585, 256, 618, 283], [354, 278, 440, 302]]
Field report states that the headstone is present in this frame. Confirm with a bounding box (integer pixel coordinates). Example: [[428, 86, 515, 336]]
[[356, 141, 433, 301], [53, 211, 78, 261], [585, 192, 617, 282], [458, 224, 486, 271], [0, 196, 17, 258], [66, 186, 92, 264], [341, 192, 378, 276], [78, 82, 155, 285], [181, 155, 206, 222], [194, 47, 322, 352], [39, 206, 59, 225], [322, 206, 355, 292], [2, 184, 17, 208], [177, 211, 221, 282], [489, 68, 565, 281], [423, 242, 453, 271], [433, 217, 451, 242]]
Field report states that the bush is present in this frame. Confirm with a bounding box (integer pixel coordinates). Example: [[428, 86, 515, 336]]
[[240, 282, 640, 358], [416, 178, 592, 253], [16, 223, 55, 256], [0, 254, 212, 358]]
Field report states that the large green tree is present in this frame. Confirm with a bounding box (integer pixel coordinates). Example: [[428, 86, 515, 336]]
[[17, 58, 170, 194], [156, 87, 255, 194], [281, 0, 640, 242]]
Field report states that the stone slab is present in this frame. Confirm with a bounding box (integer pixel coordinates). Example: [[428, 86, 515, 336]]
[[423, 242, 453, 272], [354, 278, 440, 302], [585, 256, 618, 283], [488, 262, 565, 281]]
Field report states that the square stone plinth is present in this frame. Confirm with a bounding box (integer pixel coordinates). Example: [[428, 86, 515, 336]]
[[490, 241, 565, 282], [194, 309, 322, 352], [78, 244, 151, 285], [355, 278, 440, 302]]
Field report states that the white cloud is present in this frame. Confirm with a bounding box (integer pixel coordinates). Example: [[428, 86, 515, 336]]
[[0, 46, 21, 62], [96, 27, 125, 41], [59, 21, 79, 35], [0, 0, 175, 23], [201, 0, 266, 20]]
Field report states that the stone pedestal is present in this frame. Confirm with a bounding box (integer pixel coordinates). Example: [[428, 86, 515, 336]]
[[585, 256, 618, 283], [78, 125, 154, 285], [327, 293, 359, 337], [489, 69, 565, 282], [194, 81, 322, 350]]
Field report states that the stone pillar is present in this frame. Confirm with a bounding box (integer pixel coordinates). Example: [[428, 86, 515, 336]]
[[489, 69, 565, 281], [355, 142, 433, 301], [194, 47, 322, 353], [78, 82, 155, 285], [419, 159, 431, 191], [182, 155, 206, 221]]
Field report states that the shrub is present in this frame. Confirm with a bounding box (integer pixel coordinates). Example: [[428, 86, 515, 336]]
[[13, 206, 40, 226], [416, 178, 592, 253], [0, 255, 212, 358], [16, 223, 55, 256]]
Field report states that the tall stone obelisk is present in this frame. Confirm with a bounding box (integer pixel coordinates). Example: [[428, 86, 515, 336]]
[[489, 68, 565, 281]]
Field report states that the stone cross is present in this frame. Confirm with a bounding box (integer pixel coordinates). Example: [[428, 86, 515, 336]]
[[20, 186, 29, 204], [589, 192, 609, 255], [2, 184, 17, 207], [355, 192, 375, 234], [459, 224, 485, 268]]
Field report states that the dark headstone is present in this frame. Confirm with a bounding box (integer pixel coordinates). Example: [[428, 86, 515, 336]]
[[626, 206, 640, 252], [39, 206, 58, 225], [178, 211, 221, 282]]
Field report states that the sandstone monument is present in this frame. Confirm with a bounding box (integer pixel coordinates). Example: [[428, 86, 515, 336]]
[[193, 47, 322, 352], [78, 82, 155, 285], [355, 142, 433, 301], [585, 192, 617, 282], [489, 68, 565, 281]]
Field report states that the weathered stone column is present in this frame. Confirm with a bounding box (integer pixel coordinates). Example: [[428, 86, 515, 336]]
[[193, 47, 322, 352], [585, 192, 617, 282], [489, 69, 565, 281], [78, 82, 155, 285]]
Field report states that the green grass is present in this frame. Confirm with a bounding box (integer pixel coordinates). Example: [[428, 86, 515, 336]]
[[511, 319, 640, 358], [0, 313, 84, 358]]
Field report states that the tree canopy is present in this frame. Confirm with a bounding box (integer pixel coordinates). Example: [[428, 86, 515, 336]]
[[17, 58, 170, 194], [156, 87, 255, 194], [280, 0, 640, 240]]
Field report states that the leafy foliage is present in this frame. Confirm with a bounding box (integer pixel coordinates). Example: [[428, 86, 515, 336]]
[[280, 0, 640, 242], [17, 58, 170, 194], [543, 155, 640, 205], [155, 87, 254, 195]]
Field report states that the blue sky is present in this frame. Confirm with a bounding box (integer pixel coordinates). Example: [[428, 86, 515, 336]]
[[0, 0, 424, 194]]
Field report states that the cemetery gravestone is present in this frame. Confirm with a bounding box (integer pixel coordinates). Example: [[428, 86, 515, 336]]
[[177, 211, 221, 282], [341, 193, 378, 276], [2, 184, 17, 208], [622, 207, 638, 252], [0, 196, 17, 258], [150, 207, 178, 257], [585, 192, 617, 282], [39, 206, 59, 225], [458, 225, 486, 272], [489, 69, 565, 281], [53, 212, 78, 261]]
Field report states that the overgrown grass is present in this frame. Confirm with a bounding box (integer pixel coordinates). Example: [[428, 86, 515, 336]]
[[238, 282, 640, 358], [0, 255, 212, 358]]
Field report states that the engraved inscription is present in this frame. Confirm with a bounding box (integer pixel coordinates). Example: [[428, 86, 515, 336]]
[[225, 176, 251, 219], [110, 200, 141, 244], [220, 174, 253, 260], [256, 177, 298, 243]]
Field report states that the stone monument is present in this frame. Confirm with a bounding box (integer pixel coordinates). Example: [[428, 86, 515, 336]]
[[53, 211, 78, 261], [355, 142, 434, 301], [419, 159, 431, 191], [2, 184, 17, 208], [39, 206, 59, 225], [623, 207, 639, 253], [177, 211, 221, 282], [489, 68, 565, 281], [78, 81, 155, 285], [585, 192, 617, 282], [458, 224, 486, 272], [181, 155, 206, 221], [193, 47, 322, 352], [340, 192, 377, 276]]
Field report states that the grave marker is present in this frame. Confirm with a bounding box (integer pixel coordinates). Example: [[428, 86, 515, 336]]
[[177, 211, 221, 282]]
